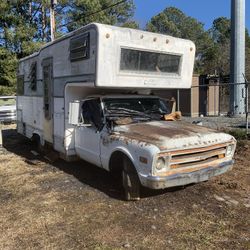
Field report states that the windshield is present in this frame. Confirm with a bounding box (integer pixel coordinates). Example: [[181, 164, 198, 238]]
[[103, 97, 171, 124], [0, 98, 16, 106]]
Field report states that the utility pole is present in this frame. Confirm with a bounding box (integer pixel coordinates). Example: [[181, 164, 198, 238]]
[[230, 0, 246, 116], [50, 0, 57, 41], [41, 4, 46, 42]]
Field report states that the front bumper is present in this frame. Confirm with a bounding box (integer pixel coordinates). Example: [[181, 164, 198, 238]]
[[139, 160, 234, 189]]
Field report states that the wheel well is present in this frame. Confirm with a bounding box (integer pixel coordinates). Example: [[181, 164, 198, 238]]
[[109, 151, 127, 174], [31, 133, 41, 145]]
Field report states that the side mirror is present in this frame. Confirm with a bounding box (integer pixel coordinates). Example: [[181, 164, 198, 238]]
[[69, 101, 80, 125]]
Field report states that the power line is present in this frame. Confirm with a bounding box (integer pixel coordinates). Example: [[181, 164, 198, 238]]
[[57, 0, 128, 29]]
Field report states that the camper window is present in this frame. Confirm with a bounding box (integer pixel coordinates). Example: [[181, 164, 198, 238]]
[[70, 33, 90, 62], [17, 75, 24, 95], [120, 48, 181, 74], [43, 65, 52, 119], [29, 62, 37, 91]]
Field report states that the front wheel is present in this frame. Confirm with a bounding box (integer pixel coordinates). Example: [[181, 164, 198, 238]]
[[122, 157, 141, 201]]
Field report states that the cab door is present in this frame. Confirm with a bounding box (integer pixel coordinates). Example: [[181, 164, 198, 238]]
[[75, 98, 103, 167]]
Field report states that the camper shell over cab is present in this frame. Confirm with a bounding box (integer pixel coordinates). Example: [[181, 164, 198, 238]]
[[17, 23, 236, 200]]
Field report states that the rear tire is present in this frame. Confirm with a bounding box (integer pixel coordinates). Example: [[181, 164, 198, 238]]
[[31, 134, 43, 153], [122, 157, 141, 201]]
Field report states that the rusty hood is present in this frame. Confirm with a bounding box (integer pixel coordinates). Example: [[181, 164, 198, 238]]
[[113, 121, 234, 151]]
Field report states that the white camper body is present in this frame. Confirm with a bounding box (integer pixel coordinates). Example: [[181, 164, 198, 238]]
[[17, 23, 195, 156], [17, 23, 236, 200]]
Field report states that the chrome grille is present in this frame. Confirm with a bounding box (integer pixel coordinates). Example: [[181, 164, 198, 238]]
[[160, 144, 228, 169]]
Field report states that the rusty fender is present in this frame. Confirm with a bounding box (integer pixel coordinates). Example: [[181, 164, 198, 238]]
[[138, 160, 234, 189]]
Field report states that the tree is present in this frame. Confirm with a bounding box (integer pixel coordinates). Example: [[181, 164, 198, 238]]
[[211, 17, 231, 43], [202, 17, 231, 76], [245, 30, 250, 81], [205, 17, 250, 78], [121, 20, 139, 29], [0, 1, 44, 90], [246, 47, 250, 81], [58, 0, 135, 32], [0, 1, 44, 58], [0, 0, 135, 90], [0, 47, 17, 87], [146, 7, 213, 73]]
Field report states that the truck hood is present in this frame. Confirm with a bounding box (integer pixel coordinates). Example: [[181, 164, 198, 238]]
[[113, 121, 234, 151]]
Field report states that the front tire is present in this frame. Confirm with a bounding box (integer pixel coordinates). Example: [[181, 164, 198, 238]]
[[122, 157, 141, 201]]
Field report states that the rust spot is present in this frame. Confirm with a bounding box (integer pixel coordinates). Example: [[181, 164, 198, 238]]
[[114, 117, 133, 125], [139, 156, 148, 164], [123, 122, 192, 141], [219, 154, 225, 159], [105, 122, 233, 153]]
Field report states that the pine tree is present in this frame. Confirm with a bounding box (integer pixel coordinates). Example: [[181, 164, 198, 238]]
[[0, 0, 135, 92]]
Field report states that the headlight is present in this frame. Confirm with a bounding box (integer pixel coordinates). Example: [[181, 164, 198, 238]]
[[226, 145, 234, 156], [156, 157, 165, 170]]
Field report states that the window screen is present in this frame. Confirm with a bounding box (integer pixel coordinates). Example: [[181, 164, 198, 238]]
[[43, 65, 52, 120], [70, 33, 90, 62], [17, 75, 24, 95], [120, 48, 181, 74], [29, 62, 37, 91]]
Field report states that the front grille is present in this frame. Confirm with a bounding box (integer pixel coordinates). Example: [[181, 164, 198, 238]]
[[160, 144, 228, 169]]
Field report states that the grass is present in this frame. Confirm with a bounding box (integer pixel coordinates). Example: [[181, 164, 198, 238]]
[[0, 126, 249, 249], [227, 128, 248, 140]]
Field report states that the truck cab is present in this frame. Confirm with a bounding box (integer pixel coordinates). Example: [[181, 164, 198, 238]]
[[69, 94, 236, 200]]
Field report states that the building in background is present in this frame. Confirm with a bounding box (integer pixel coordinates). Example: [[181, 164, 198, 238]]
[[158, 75, 220, 117]]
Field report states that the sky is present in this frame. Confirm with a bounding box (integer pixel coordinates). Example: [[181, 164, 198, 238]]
[[134, 0, 250, 31]]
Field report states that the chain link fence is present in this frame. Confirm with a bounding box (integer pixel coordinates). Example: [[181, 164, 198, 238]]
[[184, 79, 249, 135], [155, 75, 249, 135]]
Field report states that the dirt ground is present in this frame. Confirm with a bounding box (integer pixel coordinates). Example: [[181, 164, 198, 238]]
[[0, 125, 249, 250]]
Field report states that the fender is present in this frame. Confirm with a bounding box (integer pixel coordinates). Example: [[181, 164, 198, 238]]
[[107, 146, 136, 171]]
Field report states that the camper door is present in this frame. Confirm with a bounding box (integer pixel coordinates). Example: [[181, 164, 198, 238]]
[[42, 58, 53, 144]]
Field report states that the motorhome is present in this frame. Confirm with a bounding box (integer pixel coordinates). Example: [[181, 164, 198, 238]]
[[17, 23, 236, 200]]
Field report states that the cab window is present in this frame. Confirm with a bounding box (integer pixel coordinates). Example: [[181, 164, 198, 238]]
[[81, 98, 104, 130]]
